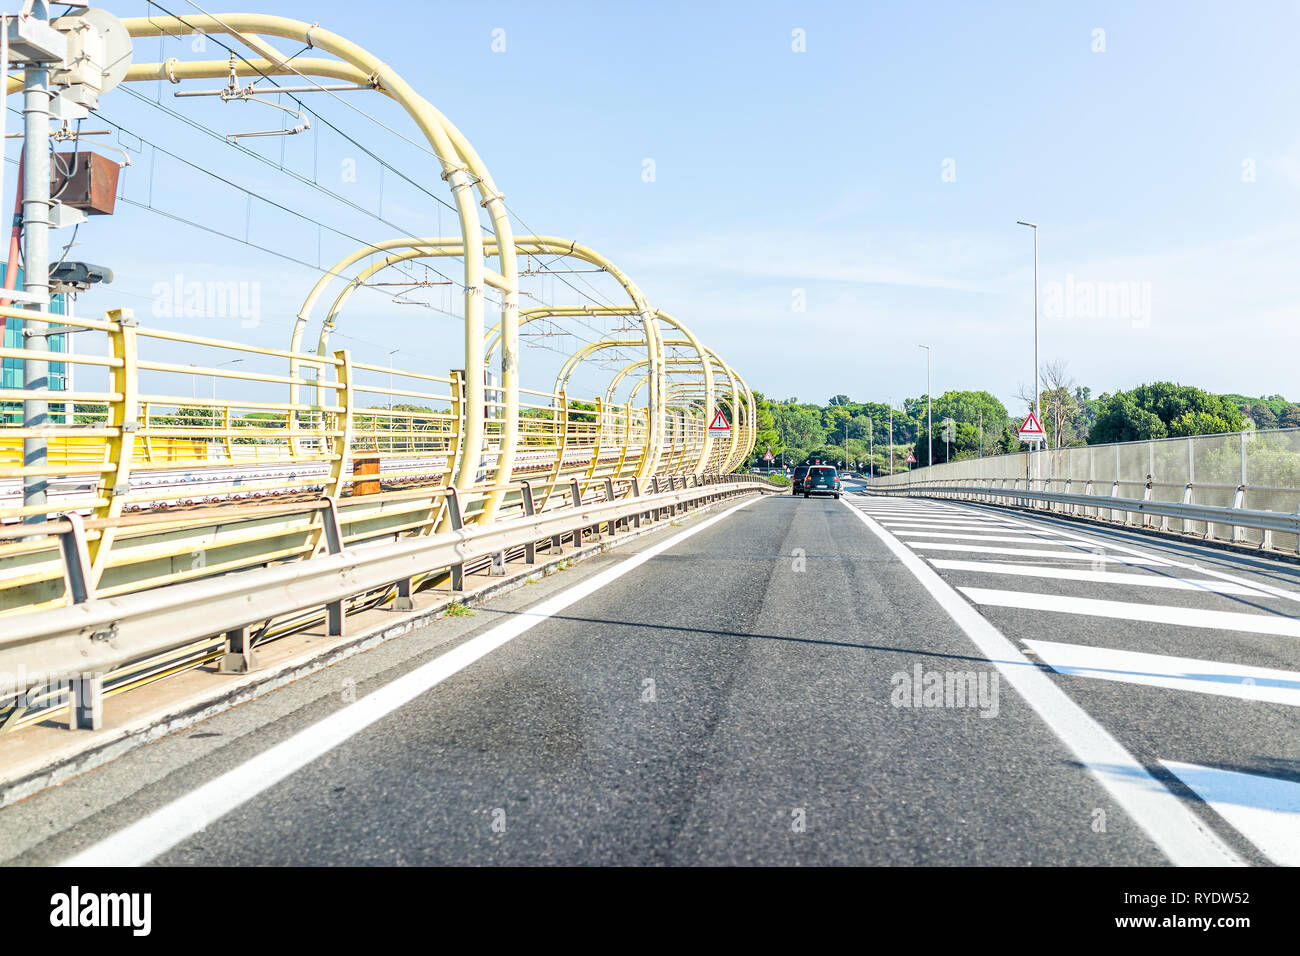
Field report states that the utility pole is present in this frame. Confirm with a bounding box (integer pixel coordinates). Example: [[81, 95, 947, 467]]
[[918, 344, 932, 467], [979, 408, 983, 457], [888, 402, 894, 476]]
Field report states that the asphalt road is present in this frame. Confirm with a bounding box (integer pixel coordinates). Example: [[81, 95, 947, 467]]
[[3, 487, 1298, 866]]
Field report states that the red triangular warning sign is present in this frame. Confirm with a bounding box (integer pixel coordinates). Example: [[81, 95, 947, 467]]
[[1018, 411, 1045, 438], [906, 451, 916, 463], [708, 410, 730, 433]]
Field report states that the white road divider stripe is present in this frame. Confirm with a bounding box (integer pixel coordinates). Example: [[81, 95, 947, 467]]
[[929, 559, 1264, 595], [61, 495, 760, 867], [844, 499, 1243, 867], [879, 522, 1037, 532], [1022, 639, 1300, 706], [1160, 761, 1300, 866], [961, 587, 1300, 638], [894, 531, 1076, 543], [908, 542, 1167, 564]]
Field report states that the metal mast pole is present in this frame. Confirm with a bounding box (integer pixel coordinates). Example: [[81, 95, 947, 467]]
[[21, 38, 52, 523], [919, 345, 932, 468], [889, 403, 894, 475]]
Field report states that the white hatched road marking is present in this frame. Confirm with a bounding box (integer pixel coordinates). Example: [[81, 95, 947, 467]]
[[928, 559, 1265, 595], [908, 542, 1168, 565], [960, 501, 1300, 608], [1022, 639, 1300, 706], [877, 517, 1020, 526], [843, 499, 1242, 866], [881, 523, 1051, 533], [894, 531, 1076, 543], [961, 587, 1300, 638], [1161, 761, 1300, 867]]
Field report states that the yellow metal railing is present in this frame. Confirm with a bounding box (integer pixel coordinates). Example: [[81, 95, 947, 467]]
[[0, 305, 754, 617]]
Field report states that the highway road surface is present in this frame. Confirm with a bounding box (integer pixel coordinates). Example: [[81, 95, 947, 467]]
[[3, 486, 1298, 866]]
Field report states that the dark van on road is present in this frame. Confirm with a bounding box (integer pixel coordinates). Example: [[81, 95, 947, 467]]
[[792, 464, 810, 495], [802, 465, 841, 499]]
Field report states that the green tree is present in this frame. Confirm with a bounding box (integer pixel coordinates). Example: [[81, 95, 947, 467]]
[[1089, 383, 1245, 444]]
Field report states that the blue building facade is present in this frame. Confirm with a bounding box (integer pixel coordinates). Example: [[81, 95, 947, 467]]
[[1, 266, 67, 423]]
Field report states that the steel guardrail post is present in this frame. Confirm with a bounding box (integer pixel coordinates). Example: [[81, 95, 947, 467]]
[[58, 512, 94, 606], [520, 480, 537, 563], [445, 487, 465, 591], [321, 497, 347, 634], [219, 625, 256, 674], [1231, 485, 1247, 543], [70, 673, 103, 731], [604, 477, 617, 535], [392, 577, 417, 611], [630, 476, 643, 527], [570, 478, 585, 547]]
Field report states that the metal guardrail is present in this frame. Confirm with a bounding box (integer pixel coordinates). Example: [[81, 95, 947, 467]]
[[869, 427, 1300, 551], [869, 478, 1300, 551], [0, 475, 779, 731]]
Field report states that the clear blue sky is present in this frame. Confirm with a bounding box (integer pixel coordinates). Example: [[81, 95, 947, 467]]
[[26, 0, 1300, 411]]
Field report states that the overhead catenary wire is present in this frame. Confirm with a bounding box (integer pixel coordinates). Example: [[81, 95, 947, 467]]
[[153, 0, 632, 346]]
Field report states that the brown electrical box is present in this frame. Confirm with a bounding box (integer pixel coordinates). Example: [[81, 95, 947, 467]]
[[50, 152, 119, 215]]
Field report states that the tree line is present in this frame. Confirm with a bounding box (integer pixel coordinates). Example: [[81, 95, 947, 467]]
[[746, 362, 1297, 472]]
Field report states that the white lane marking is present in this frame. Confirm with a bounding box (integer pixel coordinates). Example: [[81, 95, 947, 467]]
[[929, 559, 1266, 596], [1023, 639, 1300, 706], [876, 515, 1016, 523], [961, 587, 1300, 638], [61, 495, 759, 867], [1161, 761, 1300, 866], [909, 541, 1167, 564], [959, 503, 1300, 607], [878, 521, 1029, 531], [843, 499, 1242, 866], [894, 531, 1076, 544]]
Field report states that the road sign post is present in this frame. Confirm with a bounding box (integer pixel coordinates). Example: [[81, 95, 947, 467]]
[[1018, 411, 1046, 486]]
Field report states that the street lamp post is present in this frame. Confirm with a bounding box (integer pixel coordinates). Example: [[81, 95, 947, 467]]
[[1019, 221, 1040, 481], [918, 345, 932, 467], [1016, 220, 1040, 434], [867, 416, 873, 477], [889, 401, 894, 476]]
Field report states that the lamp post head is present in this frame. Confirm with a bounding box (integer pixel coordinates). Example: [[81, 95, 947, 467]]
[[1016, 220, 1037, 229]]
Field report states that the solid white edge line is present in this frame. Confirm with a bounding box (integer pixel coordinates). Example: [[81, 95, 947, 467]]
[[61, 495, 761, 867], [842, 498, 1243, 867]]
